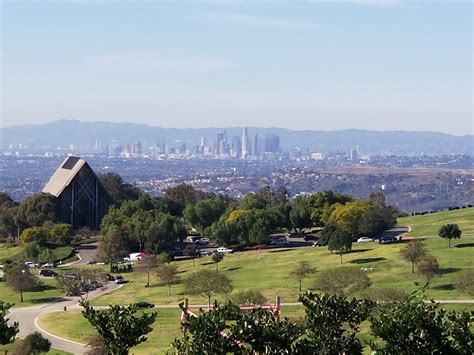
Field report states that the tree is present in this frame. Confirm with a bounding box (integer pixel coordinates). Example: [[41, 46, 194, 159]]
[[49, 223, 74, 245], [16, 192, 56, 228], [456, 268, 474, 293], [136, 255, 157, 287], [290, 261, 315, 292], [369, 192, 386, 207], [328, 201, 372, 238], [5, 266, 39, 302], [96, 226, 129, 272], [164, 184, 214, 216], [80, 300, 157, 355], [185, 270, 233, 308], [212, 252, 224, 271], [248, 209, 273, 252], [183, 244, 199, 266], [438, 224, 462, 248], [0, 193, 19, 238], [20, 226, 49, 244], [56, 269, 101, 298], [370, 295, 473, 354], [327, 227, 352, 264], [156, 263, 179, 295], [290, 196, 312, 233], [297, 292, 374, 354], [400, 239, 427, 273], [13, 332, 51, 355], [313, 267, 371, 296], [417, 255, 440, 283], [0, 300, 18, 345], [184, 198, 226, 236], [363, 288, 408, 312], [232, 290, 267, 306], [98, 172, 140, 206]]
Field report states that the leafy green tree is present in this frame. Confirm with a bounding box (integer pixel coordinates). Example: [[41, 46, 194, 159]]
[[290, 196, 312, 233], [20, 226, 49, 244], [313, 267, 371, 296], [297, 292, 374, 354], [239, 193, 268, 210], [80, 300, 157, 355], [400, 239, 427, 273], [184, 198, 226, 235], [164, 184, 215, 216], [370, 295, 474, 354], [232, 290, 267, 306], [142, 212, 186, 254], [0, 300, 18, 345], [37, 248, 54, 264], [49, 223, 74, 245], [210, 220, 235, 247], [16, 192, 56, 228], [185, 270, 233, 308], [156, 263, 179, 295], [183, 244, 199, 266], [5, 266, 39, 302], [248, 209, 273, 252], [13, 332, 51, 355], [438, 223, 462, 248], [0, 193, 19, 238], [307, 190, 353, 227], [212, 252, 224, 271], [368, 191, 386, 207], [98, 172, 140, 206], [359, 205, 397, 237], [327, 227, 352, 264], [290, 261, 315, 292], [417, 255, 440, 283], [96, 226, 129, 272], [23, 241, 43, 262], [328, 201, 372, 238]]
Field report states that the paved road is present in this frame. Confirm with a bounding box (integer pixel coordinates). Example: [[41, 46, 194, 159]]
[[72, 242, 99, 265]]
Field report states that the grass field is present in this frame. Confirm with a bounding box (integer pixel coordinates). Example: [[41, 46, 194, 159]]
[[399, 208, 474, 237], [0, 339, 71, 355]]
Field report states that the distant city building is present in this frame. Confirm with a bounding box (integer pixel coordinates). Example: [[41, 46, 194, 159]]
[[264, 134, 280, 153], [253, 134, 263, 156], [351, 148, 358, 162], [231, 136, 242, 158], [42, 156, 110, 230], [311, 152, 323, 160], [242, 128, 249, 159]]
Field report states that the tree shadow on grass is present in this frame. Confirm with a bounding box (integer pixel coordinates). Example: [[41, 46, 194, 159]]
[[439, 267, 461, 275], [348, 249, 371, 254], [269, 248, 297, 254], [455, 243, 474, 248], [31, 284, 57, 292], [29, 297, 69, 304], [350, 257, 386, 264], [226, 267, 242, 272], [431, 283, 455, 291]]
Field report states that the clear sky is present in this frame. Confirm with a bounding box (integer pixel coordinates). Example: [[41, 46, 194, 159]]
[[1, 0, 472, 135]]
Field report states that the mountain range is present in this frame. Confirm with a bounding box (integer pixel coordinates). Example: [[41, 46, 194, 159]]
[[1, 120, 472, 155]]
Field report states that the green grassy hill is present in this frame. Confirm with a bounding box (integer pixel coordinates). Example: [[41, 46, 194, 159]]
[[398, 207, 474, 237]]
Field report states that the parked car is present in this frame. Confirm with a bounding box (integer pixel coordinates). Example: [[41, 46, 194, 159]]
[[286, 232, 301, 238], [379, 236, 397, 244], [40, 269, 57, 277], [216, 247, 234, 254], [357, 237, 374, 243], [198, 250, 213, 257], [196, 238, 210, 245], [115, 275, 125, 284], [136, 301, 155, 308], [303, 234, 319, 241], [99, 273, 115, 282], [270, 237, 290, 245], [312, 239, 324, 247], [25, 261, 39, 269]]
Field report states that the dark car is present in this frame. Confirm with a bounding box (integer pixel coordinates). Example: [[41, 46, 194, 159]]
[[312, 239, 324, 247], [40, 269, 57, 277], [136, 301, 155, 308], [379, 236, 397, 244], [303, 234, 319, 241]]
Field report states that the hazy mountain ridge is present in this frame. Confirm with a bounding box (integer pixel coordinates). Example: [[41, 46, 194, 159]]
[[1, 120, 472, 155]]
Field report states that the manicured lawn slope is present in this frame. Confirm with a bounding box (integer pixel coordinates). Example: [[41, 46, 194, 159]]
[[399, 208, 474, 237]]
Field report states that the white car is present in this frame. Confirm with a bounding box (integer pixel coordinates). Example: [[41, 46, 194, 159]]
[[196, 238, 210, 245], [216, 247, 233, 254], [357, 237, 374, 243], [270, 238, 290, 245]]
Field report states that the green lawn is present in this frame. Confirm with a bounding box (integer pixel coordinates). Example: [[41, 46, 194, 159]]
[[90, 234, 474, 308], [0, 339, 71, 355], [0, 243, 24, 262], [399, 208, 474, 237]]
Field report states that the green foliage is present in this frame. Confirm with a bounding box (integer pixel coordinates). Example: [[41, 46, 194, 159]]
[[0, 193, 18, 238], [80, 300, 157, 355], [156, 263, 179, 295], [400, 239, 427, 273], [210, 220, 235, 247], [185, 270, 233, 308], [313, 267, 371, 296], [307, 190, 353, 227], [438, 223, 462, 247], [0, 300, 18, 345], [290, 196, 312, 233], [136, 255, 157, 287], [56, 269, 101, 297], [184, 198, 226, 235], [327, 227, 353, 263], [232, 290, 267, 306], [290, 260, 315, 291], [48, 223, 73, 246], [13, 332, 51, 355], [416, 255, 441, 282], [212, 252, 224, 270], [164, 183, 215, 216], [16, 192, 56, 228], [98, 172, 140, 206], [298, 292, 374, 354], [96, 226, 129, 272], [183, 244, 199, 266], [370, 295, 474, 354], [20, 226, 49, 244], [363, 288, 408, 312]]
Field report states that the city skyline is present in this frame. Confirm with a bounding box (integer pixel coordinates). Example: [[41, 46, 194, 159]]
[[2, 1, 472, 135]]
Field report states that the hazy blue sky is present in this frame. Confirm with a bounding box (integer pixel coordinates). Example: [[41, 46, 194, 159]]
[[1, 1, 472, 135]]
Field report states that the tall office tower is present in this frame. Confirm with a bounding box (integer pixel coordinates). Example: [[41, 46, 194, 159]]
[[156, 140, 166, 154], [231, 136, 242, 158], [253, 134, 262, 156], [215, 132, 225, 154], [350, 148, 358, 163], [200, 137, 207, 155], [264, 134, 280, 153], [242, 127, 249, 158]]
